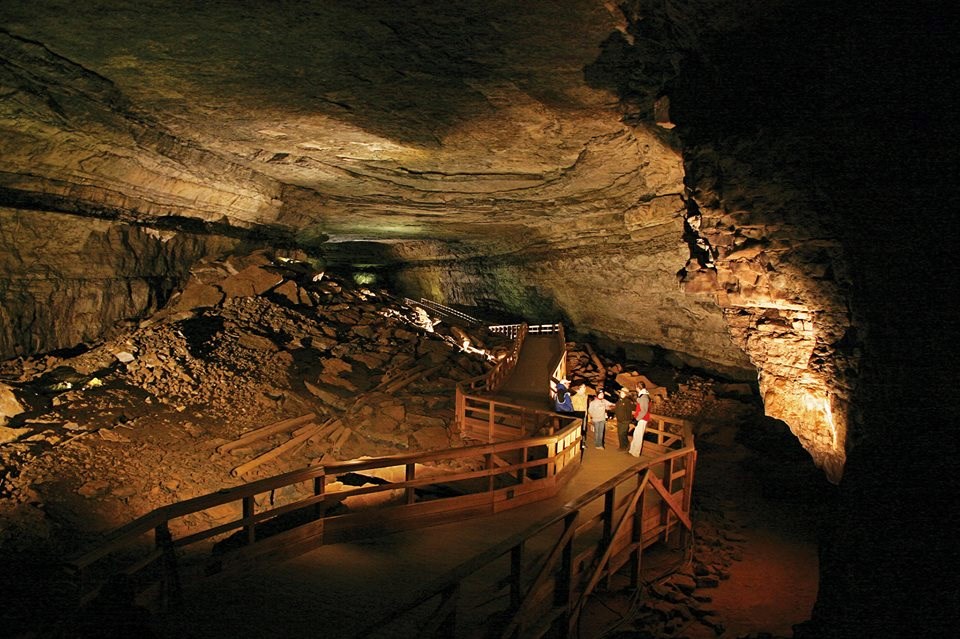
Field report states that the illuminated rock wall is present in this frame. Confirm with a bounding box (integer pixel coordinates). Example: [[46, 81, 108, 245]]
[[0, 208, 238, 358]]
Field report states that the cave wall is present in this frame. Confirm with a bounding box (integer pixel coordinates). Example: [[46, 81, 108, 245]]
[[0, 208, 239, 358], [388, 192, 754, 379], [625, 1, 955, 635]]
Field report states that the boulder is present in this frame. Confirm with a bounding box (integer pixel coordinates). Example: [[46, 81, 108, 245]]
[[171, 280, 225, 311], [273, 280, 302, 305], [1, 382, 24, 426], [220, 265, 284, 299], [411, 426, 450, 449], [0, 424, 31, 444]]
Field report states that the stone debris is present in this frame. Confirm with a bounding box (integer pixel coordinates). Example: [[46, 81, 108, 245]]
[[0, 252, 504, 558], [610, 492, 748, 639], [0, 250, 777, 637]]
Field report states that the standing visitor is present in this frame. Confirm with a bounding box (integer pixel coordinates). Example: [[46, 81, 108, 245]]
[[588, 391, 615, 449], [571, 384, 588, 419], [553, 378, 574, 413], [614, 388, 634, 451], [629, 383, 651, 457]]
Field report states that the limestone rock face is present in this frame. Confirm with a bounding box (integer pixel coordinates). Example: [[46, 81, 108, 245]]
[[0, 207, 238, 357], [0, 0, 947, 635], [679, 141, 857, 481], [0, 3, 849, 473], [0, 33, 283, 229]]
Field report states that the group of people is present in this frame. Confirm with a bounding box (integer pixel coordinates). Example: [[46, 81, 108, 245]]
[[553, 378, 651, 457]]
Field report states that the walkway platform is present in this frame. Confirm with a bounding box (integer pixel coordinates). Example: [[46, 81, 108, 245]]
[[495, 334, 562, 411], [152, 445, 668, 638], [74, 323, 694, 639]]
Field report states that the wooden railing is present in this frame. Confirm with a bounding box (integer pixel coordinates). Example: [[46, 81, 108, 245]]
[[484, 322, 528, 392], [459, 394, 572, 443], [551, 323, 567, 385], [404, 297, 482, 325], [66, 416, 586, 610], [456, 321, 568, 439], [353, 414, 696, 639], [489, 322, 561, 339]]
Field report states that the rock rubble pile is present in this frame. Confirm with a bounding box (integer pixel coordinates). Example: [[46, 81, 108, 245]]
[[0, 251, 506, 559]]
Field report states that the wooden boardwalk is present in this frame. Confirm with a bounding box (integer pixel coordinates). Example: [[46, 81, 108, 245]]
[[73, 323, 694, 639], [152, 444, 667, 639], [495, 334, 562, 410]]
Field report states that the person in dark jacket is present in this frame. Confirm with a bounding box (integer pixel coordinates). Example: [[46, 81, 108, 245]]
[[613, 388, 634, 451], [553, 378, 574, 413]]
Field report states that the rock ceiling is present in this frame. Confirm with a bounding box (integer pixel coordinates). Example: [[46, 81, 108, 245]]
[[2, 0, 650, 240], [1, 1, 858, 480]]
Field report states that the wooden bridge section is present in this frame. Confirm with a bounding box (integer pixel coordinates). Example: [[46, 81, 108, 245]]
[[67, 321, 697, 639]]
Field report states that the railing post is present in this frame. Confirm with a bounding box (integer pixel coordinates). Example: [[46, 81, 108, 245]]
[[556, 511, 578, 638], [486, 453, 495, 493], [630, 480, 646, 589], [155, 522, 182, 610], [683, 450, 697, 513], [455, 386, 464, 435], [680, 450, 697, 549], [518, 445, 527, 484], [601, 488, 615, 590], [406, 463, 416, 504], [488, 401, 495, 442], [661, 457, 674, 545], [242, 495, 256, 545], [313, 473, 326, 519]]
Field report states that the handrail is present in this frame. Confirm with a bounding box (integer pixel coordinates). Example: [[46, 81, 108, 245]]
[[486, 323, 527, 392], [488, 323, 560, 338], [551, 323, 567, 385], [404, 297, 481, 325], [354, 414, 696, 638], [67, 412, 587, 608]]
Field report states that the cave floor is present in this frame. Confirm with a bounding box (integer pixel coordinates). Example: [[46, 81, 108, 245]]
[[698, 444, 820, 638], [578, 440, 821, 639]]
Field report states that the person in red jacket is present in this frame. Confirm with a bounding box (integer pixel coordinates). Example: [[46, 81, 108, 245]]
[[628, 382, 651, 457]]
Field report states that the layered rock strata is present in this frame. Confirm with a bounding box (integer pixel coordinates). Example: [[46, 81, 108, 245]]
[[0, 207, 239, 359]]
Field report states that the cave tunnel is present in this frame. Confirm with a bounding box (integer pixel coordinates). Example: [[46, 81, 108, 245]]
[[0, 1, 956, 638]]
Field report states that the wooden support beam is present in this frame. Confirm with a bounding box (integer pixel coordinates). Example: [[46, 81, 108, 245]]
[[231, 424, 321, 477], [331, 427, 352, 455], [217, 413, 316, 454]]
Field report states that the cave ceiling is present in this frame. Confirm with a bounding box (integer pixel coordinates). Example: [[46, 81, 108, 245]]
[[2, 0, 654, 242], [1, 1, 858, 480]]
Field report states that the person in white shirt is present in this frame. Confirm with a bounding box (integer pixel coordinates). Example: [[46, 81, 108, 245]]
[[587, 391, 615, 449]]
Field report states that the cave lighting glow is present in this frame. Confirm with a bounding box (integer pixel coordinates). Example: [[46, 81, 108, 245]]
[[353, 272, 377, 286]]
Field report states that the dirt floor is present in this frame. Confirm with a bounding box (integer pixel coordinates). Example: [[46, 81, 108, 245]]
[[0, 253, 829, 638], [692, 440, 823, 639]]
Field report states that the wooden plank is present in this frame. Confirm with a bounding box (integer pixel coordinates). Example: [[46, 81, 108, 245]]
[[648, 476, 692, 530], [217, 413, 316, 454], [331, 427, 352, 454], [231, 425, 321, 477]]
